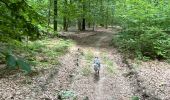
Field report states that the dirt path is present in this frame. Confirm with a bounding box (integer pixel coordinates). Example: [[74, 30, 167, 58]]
[[65, 28, 133, 100], [62, 28, 170, 100]]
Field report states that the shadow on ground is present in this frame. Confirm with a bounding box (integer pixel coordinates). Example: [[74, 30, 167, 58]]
[[93, 74, 100, 83]]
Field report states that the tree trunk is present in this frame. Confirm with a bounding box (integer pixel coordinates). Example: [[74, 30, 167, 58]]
[[47, 0, 51, 34], [100, 0, 104, 27], [54, 0, 58, 32], [82, 2, 86, 31], [105, 6, 108, 29], [88, 0, 91, 28], [63, 0, 68, 31], [82, 18, 86, 31], [78, 19, 82, 31], [63, 17, 68, 31], [92, 22, 95, 31]]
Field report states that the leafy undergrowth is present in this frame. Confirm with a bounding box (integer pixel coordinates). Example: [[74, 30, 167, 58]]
[[26, 38, 74, 69], [0, 37, 74, 77], [112, 27, 170, 61], [58, 90, 77, 99]]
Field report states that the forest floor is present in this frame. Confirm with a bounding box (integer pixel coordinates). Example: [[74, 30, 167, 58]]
[[0, 28, 170, 100]]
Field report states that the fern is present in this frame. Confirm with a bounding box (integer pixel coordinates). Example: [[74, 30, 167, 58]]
[[6, 54, 17, 69], [16, 59, 32, 73], [58, 90, 77, 99], [3, 50, 32, 74], [132, 96, 139, 100]]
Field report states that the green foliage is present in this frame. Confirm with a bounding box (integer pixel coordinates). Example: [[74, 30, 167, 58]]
[[25, 39, 73, 68], [140, 27, 170, 59], [27, 41, 46, 52], [0, 0, 47, 41], [84, 51, 94, 62], [132, 96, 139, 100], [4, 51, 32, 74], [6, 54, 17, 69], [16, 59, 31, 73], [0, 38, 72, 74], [113, 0, 170, 60], [54, 40, 71, 53], [0, 35, 23, 48], [58, 90, 77, 100], [113, 27, 170, 60], [102, 54, 116, 74]]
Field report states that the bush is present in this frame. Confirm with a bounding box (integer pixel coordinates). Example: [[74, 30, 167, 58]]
[[140, 27, 170, 59], [0, 49, 32, 74], [27, 41, 46, 52], [112, 27, 170, 60]]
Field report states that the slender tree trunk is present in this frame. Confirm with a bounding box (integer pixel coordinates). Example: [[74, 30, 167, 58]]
[[54, 0, 58, 32], [111, 19, 114, 29], [88, 0, 91, 28], [82, 18, 86, 31], [82, 2, 86, 31], [47, 0, 51, 34], [78, 19, 82, 31], [63, 17, 68, 31], [92, 22, 95, 31], [63, 0, 68, 31], [100, 0, 104, 27], [105, 6, 108, 29]]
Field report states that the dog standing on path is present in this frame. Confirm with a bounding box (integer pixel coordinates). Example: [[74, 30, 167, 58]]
[[93, 57, 101, 74]]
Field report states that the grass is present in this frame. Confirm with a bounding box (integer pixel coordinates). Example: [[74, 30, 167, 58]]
[[81, 65, 92, 76], [0, 37, 74, 71], [102, 53, 116, 75], [105, 60, 116, 75], [84, 50, 94, 62], [26, 39, 74, 69]]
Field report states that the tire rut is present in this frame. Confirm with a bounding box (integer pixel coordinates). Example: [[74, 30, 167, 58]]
[[122, 57, 161, 100]]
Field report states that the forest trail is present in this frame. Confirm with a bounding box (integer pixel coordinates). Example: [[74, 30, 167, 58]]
[[1, 28, 170, 100], [60, 27, 170, 100], [63, 28, 134, 100]]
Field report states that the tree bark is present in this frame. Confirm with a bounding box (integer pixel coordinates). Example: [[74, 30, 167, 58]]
[[78, 19, 82, 31], [82, 2, 86, 31], [82, 18, 86, 31], [92, 22, 95, 31], [47, 0, 51, 34], [63, 0, 68, 31], [100, 0, 104, 27], [105, 5, 108, 29], [63, 17, 68, 31], [54, 0, 58, 32]]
